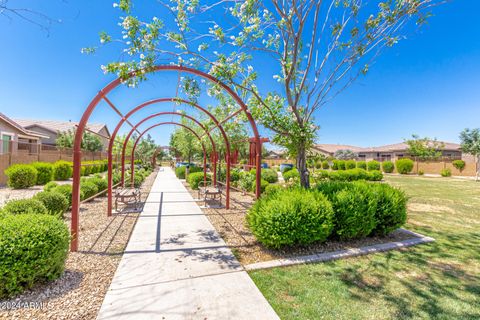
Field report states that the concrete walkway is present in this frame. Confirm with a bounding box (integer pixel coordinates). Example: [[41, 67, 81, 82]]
[[97, 167, 279, 320]]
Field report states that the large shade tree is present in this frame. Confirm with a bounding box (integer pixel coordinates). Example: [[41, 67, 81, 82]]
[[88, 0, 446, 188]]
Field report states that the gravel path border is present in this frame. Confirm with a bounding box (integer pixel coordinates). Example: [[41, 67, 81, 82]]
[[0, 169, 158, 320]]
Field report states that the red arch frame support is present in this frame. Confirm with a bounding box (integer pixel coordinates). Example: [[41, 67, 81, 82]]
[[71, 65, 262, 252]]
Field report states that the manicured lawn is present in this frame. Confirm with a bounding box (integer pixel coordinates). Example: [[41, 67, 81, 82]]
[[249, 176, 480, 319]]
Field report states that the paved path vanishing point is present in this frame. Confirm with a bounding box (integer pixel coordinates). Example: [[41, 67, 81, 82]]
[[97, 167, 279, 320]]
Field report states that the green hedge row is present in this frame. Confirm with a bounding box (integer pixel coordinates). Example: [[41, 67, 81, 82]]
[[313, 168, 383, 182], [4, 160, 111, 189], [247, 181, 407, 248]]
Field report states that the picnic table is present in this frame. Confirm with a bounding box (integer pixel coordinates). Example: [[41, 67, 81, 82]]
[[115, 187, 142, 211]]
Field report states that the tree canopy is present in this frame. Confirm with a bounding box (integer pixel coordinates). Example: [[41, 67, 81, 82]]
[[88, 0, 446, 187], [56, 130, 104, 152], [405, 134, 444, 161]]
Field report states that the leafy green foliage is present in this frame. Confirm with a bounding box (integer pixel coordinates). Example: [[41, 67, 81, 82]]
[[321, 182, 377, 239], [367, 160, 380, 171], [32, 162, 54, 185], [321, 160, 330, 169], [53, 161, 73, 181], [314, 168, 382, 182], [53, 185, 78, 207], [187, 172, 210, 190], [254, 179, 270, 195], [56, 130, 103, 152], [452, 160, 465, 172], [371, 183, 407, 236], [5, 164, 37, 189], [0, 214, 69, 298], [396, 159, 414, 174], [441, 168, 452, 177], [44, 181, 59, 192], [282, 168, 300, 181], [261, 168, 278, 183], [1, 199, 48, 216], [356, 161, 367, 170], [405, 134, 444, 160], [34, 191, 69, 217], [264, 184, 284, 196], [175, 166, 202, 179], [382, 161, 395, 173], [87, 177, 108, 192], [332, 160, 346, 170], [345, 160, 356, 170], [80, 181, 99, 200], [247, 189, 334, 248]]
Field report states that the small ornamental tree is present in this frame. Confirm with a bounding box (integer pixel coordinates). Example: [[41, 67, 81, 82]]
[[460, 128, 480, 181], [405, 134, 444, 161], [86, 0, 445, 189], [334, 149, 357, 160]]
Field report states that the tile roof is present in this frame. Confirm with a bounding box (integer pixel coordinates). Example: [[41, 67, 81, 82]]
[[0, 113, 49, 139], [14, 119, 109, 136], [314, 141, 461, 154]]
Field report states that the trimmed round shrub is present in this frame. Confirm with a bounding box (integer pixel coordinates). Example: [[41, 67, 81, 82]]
[[396, 158, 414, 174], [247, 189, 334, 248], [187, 172, 211, 190], [88, 177, 108, 192], [367, 160, 381, 171], [32, 162, 54, 185], [175, 165, 202, 179], [80, 181, 99, 200], [382, 161, 394, 173], [367, 170, 384, 181], [263, 184, 284, 196], [53, 161, 73, 181], [452, 160, 465, 172], [330, 182, 377, 239], [53, 184, 82, 207], [0, 214, 69, 298], [261, 168, 278, 183], [283, 168, 299, 181], [321, 160, 330, 169], [253, 179, 270, 194], [1, 198, 48, 216], [356, 161, 367, 170], [371, 184, 407, 236], [345, 160, 356, 170], [441, 168, 452, 177], [34, 191, 69, 217], [44, 181, 59, 192], [4, 164, 37, 189], [332, 160, 345, 170]]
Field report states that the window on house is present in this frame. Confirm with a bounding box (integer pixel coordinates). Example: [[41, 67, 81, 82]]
[[1, 134, 12, 154]]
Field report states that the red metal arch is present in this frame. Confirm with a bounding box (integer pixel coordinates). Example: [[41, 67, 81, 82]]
[[72, 65, 262, 251], [106, 97, 233, 216], [120, 112, 217, 190], [129, 122, 208, 188]]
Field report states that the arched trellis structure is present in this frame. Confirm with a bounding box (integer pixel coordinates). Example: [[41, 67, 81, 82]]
[[118, 111, 219, 189], [106, 97, 232, 217], [71, 65, 262, 252], [129, 122, 208, 187]]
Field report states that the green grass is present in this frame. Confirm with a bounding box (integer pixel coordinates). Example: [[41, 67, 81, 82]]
[[249, 176, 480, 319]]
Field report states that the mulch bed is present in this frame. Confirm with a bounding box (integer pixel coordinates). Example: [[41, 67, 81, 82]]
[[184, 183, 416, 265], [0, 170, 158, 320]]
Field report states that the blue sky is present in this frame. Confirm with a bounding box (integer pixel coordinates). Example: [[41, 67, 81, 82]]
[[0, 1, 479, 149]]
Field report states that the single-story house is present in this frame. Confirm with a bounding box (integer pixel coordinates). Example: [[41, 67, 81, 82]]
[[14, 119, 111, 151], [0, 113, 48, 154], [313, 141, 463, 161]]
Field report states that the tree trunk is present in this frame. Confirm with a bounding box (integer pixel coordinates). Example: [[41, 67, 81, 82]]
[[296, 142, 310, 188]]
